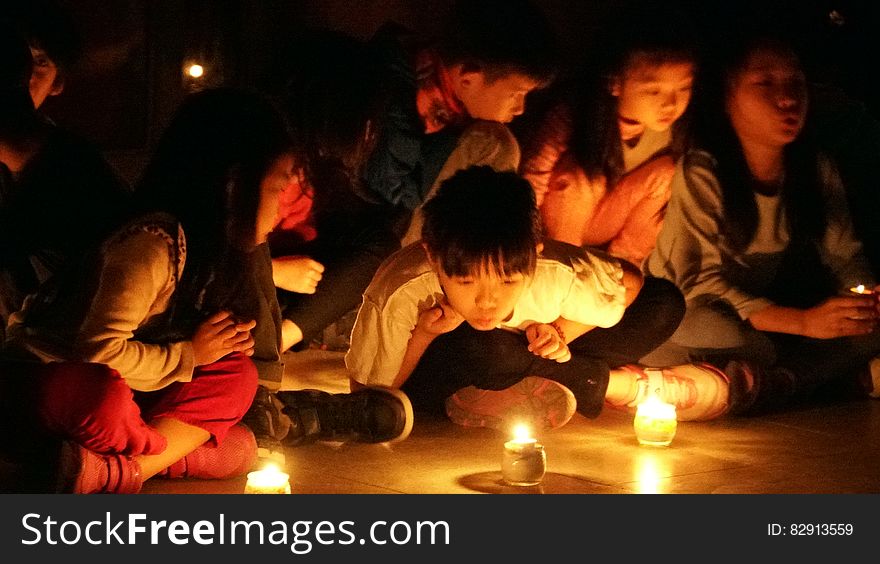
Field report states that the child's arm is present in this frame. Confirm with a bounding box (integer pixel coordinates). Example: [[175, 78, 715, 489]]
[[75, 230, 197, 392], [553, 255, 642, 338], [390, 298, 463, 388], [524, 317, 599, 363], [646, 153, 772, 318], [527, 250, 644, 360], [747, 296, 877, 339]]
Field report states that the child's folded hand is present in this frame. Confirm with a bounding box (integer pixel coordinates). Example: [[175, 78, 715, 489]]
[[272, 255, 325, 294], [192, 311, 256, 365], [525, 323, 571, 363], [416, 298, 464, 336]]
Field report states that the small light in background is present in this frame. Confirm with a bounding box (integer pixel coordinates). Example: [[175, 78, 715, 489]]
[[186, 63, 205, 79], [829, 10, 846, 27]]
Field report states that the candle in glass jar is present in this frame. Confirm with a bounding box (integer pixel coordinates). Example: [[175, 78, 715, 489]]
[[633, 394, 677, 447], [501, 424, 546, 486], [244, 463, 291, 494]]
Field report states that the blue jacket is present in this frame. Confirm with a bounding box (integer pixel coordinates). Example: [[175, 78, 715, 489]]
[[363, 23, 460, 211]]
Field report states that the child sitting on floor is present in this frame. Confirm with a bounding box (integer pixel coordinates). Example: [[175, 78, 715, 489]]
[[344, 166, 732, 433], [521, 4, 697, 267], [644, 30, 880, 412], [1, 88, 293, 493]]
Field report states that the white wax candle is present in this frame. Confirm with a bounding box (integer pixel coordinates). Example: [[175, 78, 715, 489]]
[[633, 395, 677, 447], [244, 464, 291, 494]]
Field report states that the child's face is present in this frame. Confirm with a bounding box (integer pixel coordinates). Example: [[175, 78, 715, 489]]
[[29, 47, 63, 108], [255, 153, 296, 246], [454, 70, 540, 123], [611, 54, 694, 132], [726, 47, 807, 149], [434, 262, 529, 331]]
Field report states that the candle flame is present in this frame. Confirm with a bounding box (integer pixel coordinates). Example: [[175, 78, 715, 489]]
[[857, 284, 866, 293], [261, 462, 282, 474], [512, 423, 532, 441], [245, 463, 291, 494], [186, 64, 204, 78], [635, 394, 677, 419]]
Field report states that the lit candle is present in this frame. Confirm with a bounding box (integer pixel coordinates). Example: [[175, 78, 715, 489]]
[[850, 284, 875, 296], [186, 63, 205, 79], [244, 463, 291, 494], [633, 393, 677, 447], [501, 424, 546, 486]]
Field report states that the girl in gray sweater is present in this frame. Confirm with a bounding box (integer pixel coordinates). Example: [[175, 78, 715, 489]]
[[645, 32, 880, 413]]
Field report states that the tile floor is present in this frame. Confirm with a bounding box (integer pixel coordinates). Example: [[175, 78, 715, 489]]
[[140, 349, 880, 495]]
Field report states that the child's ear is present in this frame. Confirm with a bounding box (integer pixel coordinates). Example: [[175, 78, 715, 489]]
[[535, 242, 544, 255], [450, 64, 484, 95]]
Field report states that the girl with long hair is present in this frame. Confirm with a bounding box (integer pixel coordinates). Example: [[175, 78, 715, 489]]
[[645, 33, 880, 412], [521, 7, 696, 267], [2, 88, 294, 492]]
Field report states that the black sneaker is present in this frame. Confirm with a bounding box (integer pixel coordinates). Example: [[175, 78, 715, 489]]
[[275, 388, 414, 446], [241, 385, 292, 449]]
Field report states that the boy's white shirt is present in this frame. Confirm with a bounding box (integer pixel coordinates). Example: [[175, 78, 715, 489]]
[[345, 240, 626, 388]]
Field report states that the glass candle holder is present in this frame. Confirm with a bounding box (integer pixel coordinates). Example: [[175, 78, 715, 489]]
[[633, 395, 677, 447], [244, 464, 291, 494], [502, 439, 546, 486]]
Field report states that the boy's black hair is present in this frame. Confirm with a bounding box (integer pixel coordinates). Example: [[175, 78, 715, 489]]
[[422, 166, 541, 277], [7, 0, 81, 72], [436, 0, 558, 85]]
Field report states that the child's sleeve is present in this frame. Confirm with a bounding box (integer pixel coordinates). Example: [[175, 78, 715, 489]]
[[558, 250, 627, 328], [346, 291, 420, 388], [75, 229, 195, 392], [646, 153, 773, 319]]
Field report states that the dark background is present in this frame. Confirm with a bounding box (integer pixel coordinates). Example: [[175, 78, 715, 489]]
[[35, 0, 880, 184]]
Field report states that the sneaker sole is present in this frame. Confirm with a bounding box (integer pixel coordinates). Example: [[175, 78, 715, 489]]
[[374, 386, 415, 444], [372, 386, 414, 443], [276, 388, 414, 446], [445, 377, 576, 432]]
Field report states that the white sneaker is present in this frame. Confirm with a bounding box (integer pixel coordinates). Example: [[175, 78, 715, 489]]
[[612, 363, 731, 422], [445, 377, 577, 432]]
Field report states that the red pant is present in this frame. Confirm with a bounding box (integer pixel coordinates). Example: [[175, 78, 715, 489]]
[[11, 352, 257, 456]]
